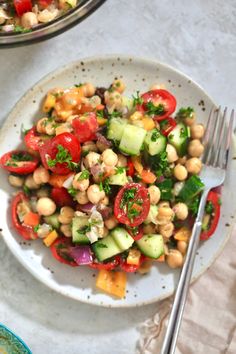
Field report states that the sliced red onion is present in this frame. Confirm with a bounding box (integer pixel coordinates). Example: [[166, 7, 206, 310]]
[[90, 163, 103, 178], [97, 205, 112, 220], [62, 174, 75, 189], [156, 175, 165, 183], [80, 158, 86, 171], [96, 132, 112, 148], [211, 185, 222, 195], [78, 203, 95, 213], [2, 25, 14, 32], [69, 246, 93, 265]]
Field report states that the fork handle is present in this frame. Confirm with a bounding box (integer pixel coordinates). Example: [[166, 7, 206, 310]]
[[160, 189, 209, 354]]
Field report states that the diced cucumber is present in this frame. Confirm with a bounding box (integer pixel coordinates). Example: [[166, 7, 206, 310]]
[[122, 96, 133, 112], [144, 129, 167, 156], [44, 213, 60, 229], [136, 234, 164, 259], [178, 175, 204, 201], [144, 205, 158, 224], [111, 227, 134, 250], [92, 235, 121, 261], [119, 124, 146, 155], [168, 123, 189, 157], [107, 117, 128, 142], [72, 216, 90, 244], [108, 170, 128, 185], [156, 178, 173, 201]]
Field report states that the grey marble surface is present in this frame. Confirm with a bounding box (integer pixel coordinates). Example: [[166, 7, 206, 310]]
[[0, 0, 235, 353]]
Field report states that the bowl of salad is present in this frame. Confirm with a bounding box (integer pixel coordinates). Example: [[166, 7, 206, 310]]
[[0, 0, 106, 47], [0, 55, 235, 307]]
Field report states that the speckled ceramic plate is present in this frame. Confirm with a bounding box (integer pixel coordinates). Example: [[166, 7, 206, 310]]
[[0, 324, 32, 353], [0, 55, 235, 307]]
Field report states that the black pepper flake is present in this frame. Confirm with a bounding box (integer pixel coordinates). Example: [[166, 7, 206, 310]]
[[81, 61, 84, 66], [82, 68, 85, 72], [225, 223, 230, 227], [87, 295, 90, 299], [92, 274, 96, 277], [162, 286, 166, 289], [168, 79, 171, 83], [0, 228, 2, 232], [14, 124, 17, 127], [33, 100, 36, 103]]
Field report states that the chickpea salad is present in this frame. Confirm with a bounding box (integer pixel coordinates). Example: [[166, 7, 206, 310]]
[[0, 1, 78, 34], [0, 80, 221, 299]]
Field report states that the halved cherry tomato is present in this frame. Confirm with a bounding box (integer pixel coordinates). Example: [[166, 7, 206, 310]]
[[114, 183, 150, 227], [127, 159, 135, 177], [11, 192, 38, 240], [50, 237, 78, 267], [119, 254, 146, 273], [159, 117, 177, 136], [127, 225, 143, 241], [200, 191, 221, 240], [137, 89, 177, 121], [38, 0, 53, 8], [51, 187, 74, 207], [24, 127, 47, 151], [14, 0, 32, 16], [23, 212, 40, 227], [89, 256, 120, 271], [0, 150, 39, 175], [72, 112, 98, 143], [39, 133, 81, 175]]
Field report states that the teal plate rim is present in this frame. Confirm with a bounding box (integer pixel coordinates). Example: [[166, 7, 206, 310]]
[[0, 324, 32, 353]]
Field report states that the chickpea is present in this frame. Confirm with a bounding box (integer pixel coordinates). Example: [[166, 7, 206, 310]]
[[72, 172, 89, 191], [76, 191, 89, 205], [81, 83, 96, 97], [58, 206, 74, 224], [36, 197, 56, 216], [159, 222, 174, 238], [137, 260, 153, 274], [173, 203, 188, 220], [84, 152, 100, 169], [36, 118, 48, 134], [112, 79, 126, 94], [148, 185, 161, 205], [166, 249, 184, 268], [149, 84, 165, 90], [82, 141, 98, 153], [190, 124, 205, 139], [158, 201, 170, 208], [21, 12, 38, 29], [8, 175, 24, 188], [96, 141, 108, 153], [166, 144, 178, 163], [116, 154, 127, 167], [143, 223, 156, 234], [185, 157, 202, 174], [184, 113, 196, 126], [100, 195, 109, 206], [88, 95, 102, 108], [36, 188, 50, 198], [157, 206, 174, 224], [101, 227, 109, 238], [60, 224, 72, 237], [177, 241, 188, 255], [129, 111, 143, 121], [104, 216, 118, 230], [177, 156, 187, 165], [174, 164, 188, 181], [38, 8, 59, 23], [59, 0, 76, 10], [33, 166, 50, 185], [87, 184, 105, 204], [101, 149, 118, 167], [45, 122, 56, 136], [188, 139, 204, 157], [104, 91, 123, 112], [25, 175, 40, 190]]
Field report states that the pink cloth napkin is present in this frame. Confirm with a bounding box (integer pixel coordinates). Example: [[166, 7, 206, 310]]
[[137, 225, 236, 354]]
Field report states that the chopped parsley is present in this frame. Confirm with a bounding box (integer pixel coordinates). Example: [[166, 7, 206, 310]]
[[96, 243, 108, 249], [120, 188, 137, 209], [177, 107, 194, 120], [21, 125, 31, 136], [96, 110, 104, 118], [99, 178, 111, 195], [78, 170, 90, 180], [188, 196, 200, 216], [34, 225, 40, 233], [47, 145, 78, 171], [205, 201, 214, 214], [132, 91, 143, 107], [68, 187, 77, 197], [23, 185, 30, 196], [14, 25, 32, 34], [115, 166, 126, 174], [157, 179, 173, 201], [5, 152, 33, 167], [151, 129, 161, 142], [107, 110, 122, 119], [146, 102, 165, 116]]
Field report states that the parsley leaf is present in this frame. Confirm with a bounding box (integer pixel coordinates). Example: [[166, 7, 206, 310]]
[[205, 201, 214, 214], [132, 91, 143, 107], [96, 110, 104, 118], [14, 25, 32, 34], [78, 170, 90, 180], [146, 102, 165, 116], [68, 187, 77, 197], [34, 225, 40, 233], [151, 129, 161, 142], [120, 188, 137, 209], [177, 107, 194, 120], [115, 167, 126, 174], [23, 185, 30, 196], [188, 196, 200, 216], [47, 145, 78, 171], [99, 178, 111, 195]]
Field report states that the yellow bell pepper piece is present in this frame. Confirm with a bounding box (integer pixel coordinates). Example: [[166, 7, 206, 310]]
[[96, 270, 127, 298], [129, 111, 143, 121], [142, 116, 156, 131], [131, 156, 143, 175], [43, 230, 58, 247], [43, 93, 56, 113], [97, 117, 108, 126], [174, 227, 191, 242], [127, 249, 141, 265]]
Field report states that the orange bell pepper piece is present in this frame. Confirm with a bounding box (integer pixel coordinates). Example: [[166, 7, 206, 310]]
[[48, 173, 73, 188], [23, 212, 40, 227], [141, 170, 157, 184], [96, 270, 127, 298]]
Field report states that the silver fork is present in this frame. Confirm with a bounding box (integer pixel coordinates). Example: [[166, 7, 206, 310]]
[[160, 107, 235, 354]]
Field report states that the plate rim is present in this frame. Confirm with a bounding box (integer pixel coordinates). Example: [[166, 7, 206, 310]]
[[1, 54, 233, 308]]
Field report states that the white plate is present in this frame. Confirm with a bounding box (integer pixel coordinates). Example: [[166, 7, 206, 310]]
[[0, 55, 235, 307]]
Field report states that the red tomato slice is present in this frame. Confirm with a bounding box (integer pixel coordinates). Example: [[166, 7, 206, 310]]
[[137, 89, 177, 121], [159, 117, 177, 136], [51, 187, 74, 207], [89, 256, 120, 271], [24, 127, 47, 151], [50, 238, 78, 267], [14, 0, 32, 16], [0, 150, 39, 175], [114, 183, 150, 227], [72, 112, 98, 143], [38, 0, 53, 8], [127, 159, 135, 177], [200, 191, 221, 240], [11, 192, 38, 240], [127, 225, 143, 241], [119, 254, 146, 273], [39, 133, 81, 175]]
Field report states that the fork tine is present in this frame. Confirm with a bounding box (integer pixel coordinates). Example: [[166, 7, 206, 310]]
[[219, 109, 235, 169], [204, 107, 221, 165], [213, 107, 227, 167], [202, 106, 214, 146]]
